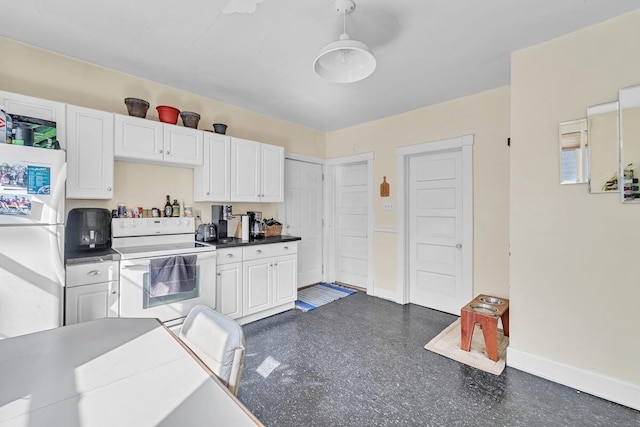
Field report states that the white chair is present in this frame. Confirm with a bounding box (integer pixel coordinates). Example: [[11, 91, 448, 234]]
[[179, 305, 245, 396]]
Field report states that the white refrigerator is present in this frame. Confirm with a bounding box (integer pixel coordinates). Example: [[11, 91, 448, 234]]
[[0, 144, 66, 339]]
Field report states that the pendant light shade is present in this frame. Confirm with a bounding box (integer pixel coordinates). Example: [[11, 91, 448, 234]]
[[313, 0, 376, 83]]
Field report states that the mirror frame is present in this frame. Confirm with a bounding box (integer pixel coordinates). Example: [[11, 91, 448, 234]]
[[619, 84, 640, 203], [587, 101, 619, 194]]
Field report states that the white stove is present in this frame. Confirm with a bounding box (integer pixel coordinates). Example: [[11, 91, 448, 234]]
[[112, 217, 216, 257], [112, 217, 217, 329]]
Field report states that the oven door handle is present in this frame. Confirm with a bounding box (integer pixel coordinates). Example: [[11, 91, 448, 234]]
[[121, 251, 217, 268]]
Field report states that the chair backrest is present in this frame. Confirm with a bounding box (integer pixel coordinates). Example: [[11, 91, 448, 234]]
[[179, 305, 245, 395]]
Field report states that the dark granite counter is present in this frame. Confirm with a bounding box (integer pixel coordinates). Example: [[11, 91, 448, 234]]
[[65, 248, 121, 265], [206, 235, 301, 249]]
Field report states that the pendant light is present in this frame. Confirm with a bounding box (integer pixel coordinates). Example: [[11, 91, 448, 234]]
[[313, 0, 376, 83]]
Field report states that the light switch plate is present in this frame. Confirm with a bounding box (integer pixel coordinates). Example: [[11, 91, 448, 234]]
[[383, 203, 393, 211]]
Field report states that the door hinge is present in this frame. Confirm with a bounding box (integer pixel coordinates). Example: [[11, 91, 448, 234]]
[[322, 173, 325, 181]]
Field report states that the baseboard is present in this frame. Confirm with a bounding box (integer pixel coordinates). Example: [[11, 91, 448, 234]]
[[371, 287, 399, 303], [507, 347, 640, 411]]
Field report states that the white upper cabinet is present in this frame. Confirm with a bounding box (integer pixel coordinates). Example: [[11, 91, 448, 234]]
[[114, 114, 203, 167], [66, 105, 114, 199], [194, 132, 231, 202], [230, 137, 284, 202], [163, 125, 204, 166], [231, 137, 260, 202], [260, 143, 284, 203], [0, 91, 67, 149]]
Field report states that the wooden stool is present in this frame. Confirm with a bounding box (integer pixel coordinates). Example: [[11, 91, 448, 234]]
[[460, 294, 509, 362]]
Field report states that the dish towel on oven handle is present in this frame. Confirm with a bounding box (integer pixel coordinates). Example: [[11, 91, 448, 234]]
[[149, 255, 197, 297]]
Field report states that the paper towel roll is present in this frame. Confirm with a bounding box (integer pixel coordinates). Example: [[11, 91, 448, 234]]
[[241, 215, 250, 241]]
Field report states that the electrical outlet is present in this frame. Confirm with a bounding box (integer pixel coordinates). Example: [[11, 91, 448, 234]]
[[194, 209, 202, 219], [383, 203, 393, 211]]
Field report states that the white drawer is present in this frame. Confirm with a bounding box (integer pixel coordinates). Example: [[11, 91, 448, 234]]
[[66, 260, 119, 287], [217, 247, 243, 265], [242, 242, 297, 261]]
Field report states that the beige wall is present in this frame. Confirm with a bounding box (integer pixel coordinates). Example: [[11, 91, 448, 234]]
[[510, 11, 640, 385], [0, 37, 325, 223], [326, 86, 511, 298]]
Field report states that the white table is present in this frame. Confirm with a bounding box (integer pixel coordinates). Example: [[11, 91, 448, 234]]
[[0, 318, 262, 427]]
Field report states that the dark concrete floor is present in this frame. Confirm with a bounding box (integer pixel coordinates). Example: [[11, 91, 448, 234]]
[[238, 292, 639, 427]]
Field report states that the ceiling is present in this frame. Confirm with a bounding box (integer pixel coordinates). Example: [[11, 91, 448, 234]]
[[1, 1, 638, 132]]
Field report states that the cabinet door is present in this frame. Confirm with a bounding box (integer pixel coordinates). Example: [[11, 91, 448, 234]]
[[231, 137, 260, 202], [114, 114, 163, 161], [163, 125, 203, 166], [273, 254, 297, 305], [260, 143, 284, 202], [0, 91, 67, 149], [242, 258, 272, 316], [65, 281, 118, 325], [66, 105, 114, 199], [194, 133, 231, 201], [216, 262, 243, 319]]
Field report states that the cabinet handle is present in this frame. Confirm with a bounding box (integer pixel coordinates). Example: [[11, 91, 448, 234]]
[[217, 272, 221, 276], [225, 253, 233, 258], [107, 187, 112, 191], [159, 149, 163, 154], [87, 270, 101, 276], [166, 151, 170, 155], [111, 290, 117, 295], [283, 246, 289, 250], [256, 249, 262, 254]]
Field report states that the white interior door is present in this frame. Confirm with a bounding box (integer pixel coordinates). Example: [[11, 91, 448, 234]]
[[333, 163, 368, 288], [409, 150, 465, 314], [284, 160, 323, 288]]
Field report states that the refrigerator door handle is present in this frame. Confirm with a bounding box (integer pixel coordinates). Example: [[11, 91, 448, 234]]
[[49, 163, 68, 225]]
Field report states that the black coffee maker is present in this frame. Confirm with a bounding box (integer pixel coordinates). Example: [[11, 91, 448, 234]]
[[211, 205, 228, 238], [66, 208, 112, 251], [247, 211, 263, 239]]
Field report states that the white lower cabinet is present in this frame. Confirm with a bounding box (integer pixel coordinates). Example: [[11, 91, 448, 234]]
[[216, 242, 297, 324], [66, 282, 119, 325], [216, 262, 243, 319], [65, 260, 119, 325], [273, 254, 297, 305], [243, 258, 273, 316]]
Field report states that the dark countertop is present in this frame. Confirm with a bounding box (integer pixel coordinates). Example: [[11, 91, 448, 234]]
[[65, 248, 121, 265], [205, 235, 301, 249], [64, 236, 301, 265]]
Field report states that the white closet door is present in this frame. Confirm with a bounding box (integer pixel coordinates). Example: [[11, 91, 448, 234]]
[[408, 150, 463, 314]]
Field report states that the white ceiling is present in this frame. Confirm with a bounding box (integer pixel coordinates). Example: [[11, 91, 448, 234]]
[[1, 1, 638, 131]]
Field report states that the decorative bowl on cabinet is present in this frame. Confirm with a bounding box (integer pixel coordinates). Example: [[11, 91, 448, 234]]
[[180, 111, 201, 128], [124, 97, 150, 118], [157, 105, 180, 124]]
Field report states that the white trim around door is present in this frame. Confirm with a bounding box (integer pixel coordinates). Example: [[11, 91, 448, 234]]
[[395, 135, 474, 306], [325, 153, 375, 294]]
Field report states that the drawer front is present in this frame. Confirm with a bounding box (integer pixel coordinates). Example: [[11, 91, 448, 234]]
[[216, 247, 243, 265], [242, 242, 297, 261], [66, 260, 119, 287]]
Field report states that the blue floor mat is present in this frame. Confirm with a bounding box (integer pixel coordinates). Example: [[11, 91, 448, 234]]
[[295, 283, 356, 312]]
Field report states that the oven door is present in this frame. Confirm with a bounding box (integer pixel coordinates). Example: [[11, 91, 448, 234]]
[[119, 251, 216, 323]]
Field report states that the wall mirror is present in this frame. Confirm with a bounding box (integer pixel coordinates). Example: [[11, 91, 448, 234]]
[[587, 102, 619, 193], [619, 84, 640, 203], [559, 119, 588, 184]]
